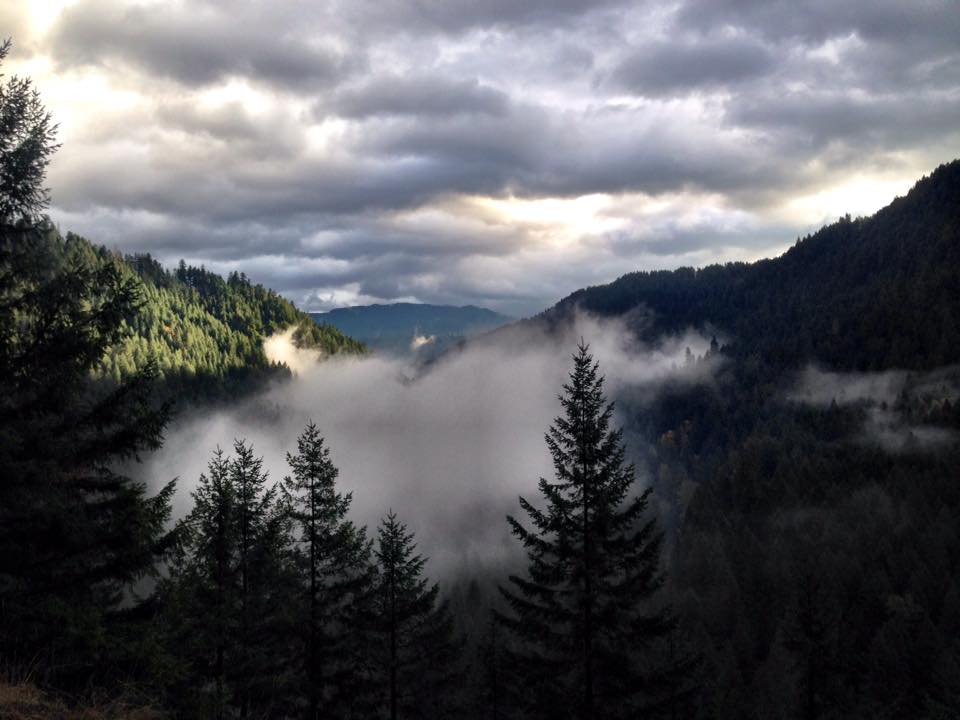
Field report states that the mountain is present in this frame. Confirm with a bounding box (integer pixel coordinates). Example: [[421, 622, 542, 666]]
[[26, 226, 365, 401], [542, 159, 960, 373], [438, 160, 960, 715], [311, 302, 512, 356], [511, 160, 960, 716]]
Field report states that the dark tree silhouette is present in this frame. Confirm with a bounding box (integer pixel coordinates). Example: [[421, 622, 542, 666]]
[[369, 511, 464, 720], [164, 442, 286, 719], [282, 421, 373, 720], [0, 37, 173, 691], [499, 341, 692, 719], [0, 38, 59, 222], [782, 569, 838, 720]]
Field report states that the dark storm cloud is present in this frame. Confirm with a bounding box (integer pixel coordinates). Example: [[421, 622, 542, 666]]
[[730, 91, 960, 159], [612, 35, 777, 96], [672, 0, 960, 98], [675, 0, 960, 50], [367, 102, 788, 200], [306, 221, 521, 261], [53, 144, 499, 224], [325, 76, 509, 119], [49, 0, 359, 90], [345, 0, 628, 34]]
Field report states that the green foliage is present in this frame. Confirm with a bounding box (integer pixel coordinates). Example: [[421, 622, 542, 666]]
[[0, 42, 174, 695], [0, 221, 175, 690], [110, 249, 365, 400], [0, 39, 59, 222], [16, 231, 365, 403]]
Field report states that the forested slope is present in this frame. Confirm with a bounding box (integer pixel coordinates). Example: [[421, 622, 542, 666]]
[[35, 225, 365, 399], [530, 161, 960, 717], [550, 159, 960, 372]]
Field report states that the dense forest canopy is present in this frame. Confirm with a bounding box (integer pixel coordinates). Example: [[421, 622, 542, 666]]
[[19, 223, 366, 401]]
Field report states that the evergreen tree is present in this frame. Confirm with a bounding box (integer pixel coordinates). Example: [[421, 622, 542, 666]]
[[0, 38, 59, 222], [0, 38, 174, 691], [165, 441, 286, 719], [163, 448, 236, 719], [230, 440, 281, 717], [281, 421, 373, 720], [476, 614, 515, 720], [498, 341, 691, 719], [369, 511, 464, 720]]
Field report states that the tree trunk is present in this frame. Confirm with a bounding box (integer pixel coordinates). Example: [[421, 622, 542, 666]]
[[390, 563, 398, 720]]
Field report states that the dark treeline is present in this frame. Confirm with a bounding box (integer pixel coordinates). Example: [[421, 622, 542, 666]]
[[158, 428, 469, 719]]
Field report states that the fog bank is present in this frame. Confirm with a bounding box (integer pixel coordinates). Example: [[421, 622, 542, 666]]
[[142, 313, 714, 577], [787, 365, 960, 453]]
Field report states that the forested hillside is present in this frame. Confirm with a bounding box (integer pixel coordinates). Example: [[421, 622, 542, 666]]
[[32, 224, 365, 399], [550, 159, 960, 372], [529, 161, 960, 717]]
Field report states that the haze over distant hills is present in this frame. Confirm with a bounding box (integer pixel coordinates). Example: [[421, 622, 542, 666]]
[[310, 302, 512, 356]]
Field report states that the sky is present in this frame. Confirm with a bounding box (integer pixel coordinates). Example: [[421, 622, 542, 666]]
[[3, 0, 959, 316]]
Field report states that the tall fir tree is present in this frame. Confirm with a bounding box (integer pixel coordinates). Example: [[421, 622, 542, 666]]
[[782, 568, 838, 720], [498, 341, 692, 719], [0, 37, 174, 691], [163, 448, 236, 719], [476, 614, 514, 720], [0, 38, 59, 223], [281, 421, 374, 720], [164, 441, 286, 719], [368, 511, 464, 720], [230, 439, 285, 718]]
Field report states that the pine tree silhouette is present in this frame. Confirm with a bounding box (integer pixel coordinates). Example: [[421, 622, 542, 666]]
[[499, 341, 694, 719], [282, 421, 373, 720]]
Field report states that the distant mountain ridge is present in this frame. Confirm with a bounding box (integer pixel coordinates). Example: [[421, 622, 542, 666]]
[[311, 302, 512, 355]]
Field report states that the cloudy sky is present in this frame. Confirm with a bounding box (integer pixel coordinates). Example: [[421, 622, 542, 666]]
[[3, 0, 959, 316]]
